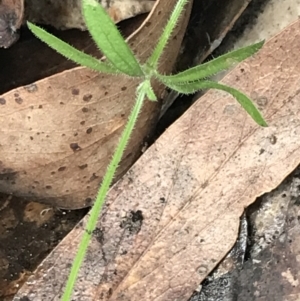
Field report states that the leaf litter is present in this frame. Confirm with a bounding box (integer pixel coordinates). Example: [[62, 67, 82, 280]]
[[14, 17, 300, 301], [0, 0, 266, 299]]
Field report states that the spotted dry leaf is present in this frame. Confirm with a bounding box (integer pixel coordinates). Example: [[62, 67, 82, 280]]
[[14, 19, 300, 301], [0, 0, 192, 209]]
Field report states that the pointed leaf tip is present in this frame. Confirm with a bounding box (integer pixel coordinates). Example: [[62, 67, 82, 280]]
[[164, 80, 268, 127], [27, 21, 120, 74], [158, 41, 265, 84]]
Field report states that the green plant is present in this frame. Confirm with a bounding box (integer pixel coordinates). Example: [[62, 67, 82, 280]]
[[28, 0, 267, 299]]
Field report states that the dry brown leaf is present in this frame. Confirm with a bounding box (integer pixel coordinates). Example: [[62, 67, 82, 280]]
[[0, 0, 192, 209], [25, 0, 155, 29], [14, 19, 300, 301]]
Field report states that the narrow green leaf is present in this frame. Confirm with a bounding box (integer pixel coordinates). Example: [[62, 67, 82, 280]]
[[147, 0, 188, 69], [82, 0, 143, 76], [27, 22, 120, 74], [158, 41, 264, 84], [165, 80, 267, 127]]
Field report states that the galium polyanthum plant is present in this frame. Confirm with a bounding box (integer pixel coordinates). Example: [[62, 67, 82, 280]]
[[27, 0, 267, 299]]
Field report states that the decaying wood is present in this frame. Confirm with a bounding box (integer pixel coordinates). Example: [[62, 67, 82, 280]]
[[14, 19, 300, 301]]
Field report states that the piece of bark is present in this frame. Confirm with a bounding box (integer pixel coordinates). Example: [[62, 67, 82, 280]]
[[14, 19, 300, 301]]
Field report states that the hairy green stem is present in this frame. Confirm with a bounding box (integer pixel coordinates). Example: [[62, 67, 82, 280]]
[[147, 0, 188, 68], [61, 84, 147, 301]]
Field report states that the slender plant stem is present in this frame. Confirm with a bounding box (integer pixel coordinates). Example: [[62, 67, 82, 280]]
[[61, 84, 147, 301], [147, 0, 188, 68]]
